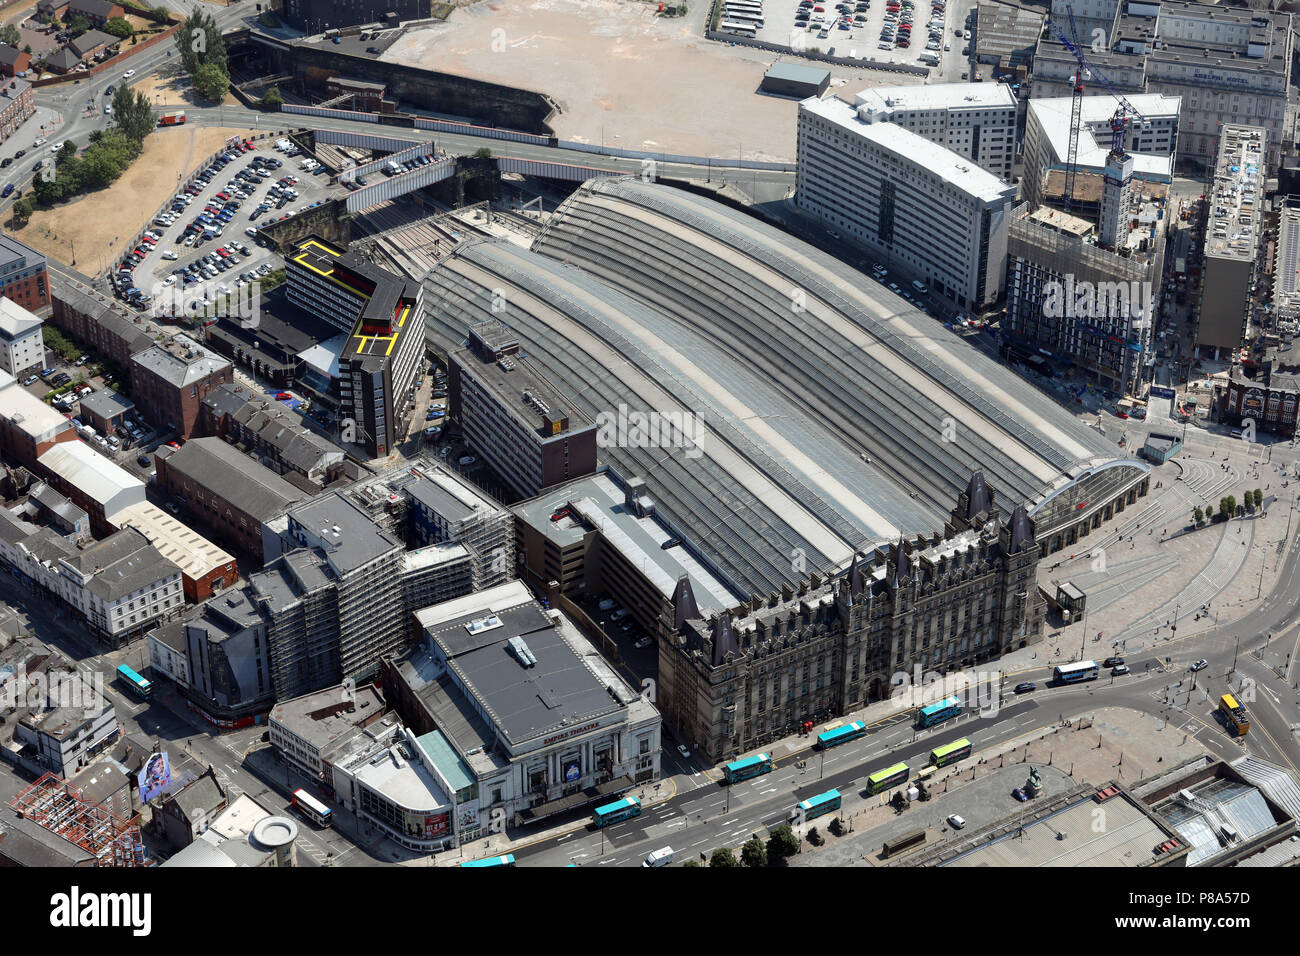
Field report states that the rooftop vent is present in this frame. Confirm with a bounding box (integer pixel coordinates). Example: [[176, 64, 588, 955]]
[[507, 636, 537, 667]]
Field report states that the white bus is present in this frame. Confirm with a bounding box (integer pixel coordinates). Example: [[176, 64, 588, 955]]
[[723, 1, 764, 12], [291, 788, 333, 828], [1053, 660, 1100, 684], [719, 20, 758, 36], [723, 11, 764, 25]]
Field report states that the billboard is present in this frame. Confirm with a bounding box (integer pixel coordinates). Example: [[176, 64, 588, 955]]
[[137, 751, 171, 803], [564, 760, 581, 783]]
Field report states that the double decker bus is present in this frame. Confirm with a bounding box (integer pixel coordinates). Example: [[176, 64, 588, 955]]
[[291, 788, 333, 828], [816, 720, 866, 750], [592, 795, 641, 827], [460, 854, 516, 867], [1053, 660, 1099, 684], [917, 696, 961, 727], [929, 737, 973, 768], [116, 664, 153, 701], [793, 789, 841, 822], [724, 752, 774, 783], [865, 761, 910, 794], [1219, 694, 1250, 737]]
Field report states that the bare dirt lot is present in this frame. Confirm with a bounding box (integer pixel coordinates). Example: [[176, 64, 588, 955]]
[[13, 125, 258, 270], [382, 0, 924, 160]]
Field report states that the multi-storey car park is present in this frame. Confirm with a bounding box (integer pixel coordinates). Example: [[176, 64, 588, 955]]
[[423, 178, 1152, 597]]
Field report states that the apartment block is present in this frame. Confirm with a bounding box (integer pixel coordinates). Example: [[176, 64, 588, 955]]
[[0, 297, 47, 378], [130, 333, 234, 439]]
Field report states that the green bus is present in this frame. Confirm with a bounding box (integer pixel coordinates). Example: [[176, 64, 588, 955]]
[[865, 761, 910, 794], [929, 738, 973, 768]]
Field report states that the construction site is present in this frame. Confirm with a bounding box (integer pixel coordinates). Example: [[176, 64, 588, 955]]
[[9, 772, 149, 867]]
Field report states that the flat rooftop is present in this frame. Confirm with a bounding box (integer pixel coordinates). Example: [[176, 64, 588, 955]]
[[287, 493, 402, 574], [269, 684, 386, 753], [941, 789, 1180, 867], [514, 470, 742, 614], [801, 96, 1014, 201], [415, 580, 636, 749], [1028, 93, 1181, 181], [1206, 125, 1265, 262], [853, 82, 1017, 114]]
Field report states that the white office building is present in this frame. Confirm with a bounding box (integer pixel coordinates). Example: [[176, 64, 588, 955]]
[[0, 297, 46, 378], [852, 83, 1019, 180], [1022, 92, 1181, 209], [797, 97, 1017, 311]]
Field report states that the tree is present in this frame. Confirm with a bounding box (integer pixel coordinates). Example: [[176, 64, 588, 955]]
[[67, 14, 91, 36], [766, 824, 800, 863], [175, 8, 226, 75], [193, 61, 229, 102], [1193, 506, 1203, 525], [149, 6, 171, 25], [709, 847, 739, 867], [262, 85, 284, 108], [682, 859, 701, 868], [741, 836, 767, 868], [103, 16, 133, 39], [0, 25, 21, 47], [1219, 495, 1236, 520], [112, 85, 155, 143], [473, 147, 493, 159], [1254, 488, 1263, 510], [10, 197, 33, 224]]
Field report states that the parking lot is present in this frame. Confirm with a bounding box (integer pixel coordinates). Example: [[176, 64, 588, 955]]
[[113, 137, 342, 314], [746, 0, 971, 68]]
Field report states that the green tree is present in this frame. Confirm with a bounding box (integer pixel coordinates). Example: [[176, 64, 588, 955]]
[[112, 85, 155, 143], [103, 16, 133, 39], [10, 197, 33, 224], [262, 85, 284, 108], [54, 140, 76, 167], [1193, 506, 1203, 525], [1254, 488, 1263, 510], [67, 14, 91, 36], [0, 25, 21, 47], [193, 61, 229, 102], [473, 147, 493, 159], [22, 44, 31, 55], [766, 824, 800, 863], [709, 847, 739, 867], [682, 859, 701, 867], [149, 5, 171, 25], [1219, 495, 1236, 520], [175, 8, 226, 75], [740, 836, 767, 868]]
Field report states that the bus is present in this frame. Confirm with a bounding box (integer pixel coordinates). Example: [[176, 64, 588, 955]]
[[929, 737, 973, 767], [1054, 660, 1100, 684], [718, 20, 758, 36], [722, 10, 764, 24], [592, 795, 641, 827], [291, 788, 333, 828], [116, 664, 153, 701], [722, 0, 763, 10], [1219, 694, 1250, 737], [816, 720, 866, 750], [792, 789, 841, 822], [866, 761, 910, 794], [460, 854, 516, 867], [917, 696, 962, 727], [724, 752, 774, 783]]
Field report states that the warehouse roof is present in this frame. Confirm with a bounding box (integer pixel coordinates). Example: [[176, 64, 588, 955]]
[[37, 440, 143, 513], [165, 437, 305, 522]]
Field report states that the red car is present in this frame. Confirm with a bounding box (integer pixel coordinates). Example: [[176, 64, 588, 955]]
[[167, 441, 181, 449], [275, 391, 292, 400]]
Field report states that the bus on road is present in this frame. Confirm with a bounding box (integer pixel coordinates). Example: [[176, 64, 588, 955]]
[[592, 795, 641, 827], [816, 720, 866, 750], [1053, 661, 1100, 684], [929, 738, 973, 767], [460, 854, 517, 867], [917, 696, 961, 727], [792, 789, 841, 822], [1219, 694, 1250, 737], [116, 664, 153, 701], [291, 788, 333, 828], [866, 761, 910, 794], [724, 752, 773, 783]]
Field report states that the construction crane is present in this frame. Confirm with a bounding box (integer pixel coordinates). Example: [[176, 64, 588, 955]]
[[1045, 4, 1146, 209]]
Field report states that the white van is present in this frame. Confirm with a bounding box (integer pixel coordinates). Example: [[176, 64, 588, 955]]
[[911, 279, 927, 293], [643, 847, 674, 867]]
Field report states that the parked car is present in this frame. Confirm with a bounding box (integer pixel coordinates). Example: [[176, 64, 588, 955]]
[[946, 814, 966, 830], [458, 455, 476, 466]]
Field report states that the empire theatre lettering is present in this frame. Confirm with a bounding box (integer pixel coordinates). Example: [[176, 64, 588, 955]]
[[543, 722, 600, 746]]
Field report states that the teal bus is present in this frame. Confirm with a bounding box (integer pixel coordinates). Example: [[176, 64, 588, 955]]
[[792, 789, 841, 822], [116, 664, 152, 701], [724, 752, 773, 784], [917, 695, 961, 727], [865, 761, 910, 794], [592, 796, 641, 827], [929, 737, 973, 767], [816, 720, 867, 750], [460, 854, 516, 867]]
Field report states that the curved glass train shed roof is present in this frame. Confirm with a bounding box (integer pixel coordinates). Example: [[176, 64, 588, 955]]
[[422, 179, 1141, 594]]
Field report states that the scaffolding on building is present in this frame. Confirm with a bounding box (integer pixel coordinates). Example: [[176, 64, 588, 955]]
[[9, 772, 150, 867]]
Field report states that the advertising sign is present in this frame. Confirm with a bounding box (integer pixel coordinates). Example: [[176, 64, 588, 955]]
[[423, 813, 448, 837], [138, 751, 171, 803], [564, 760, 581, 783]]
